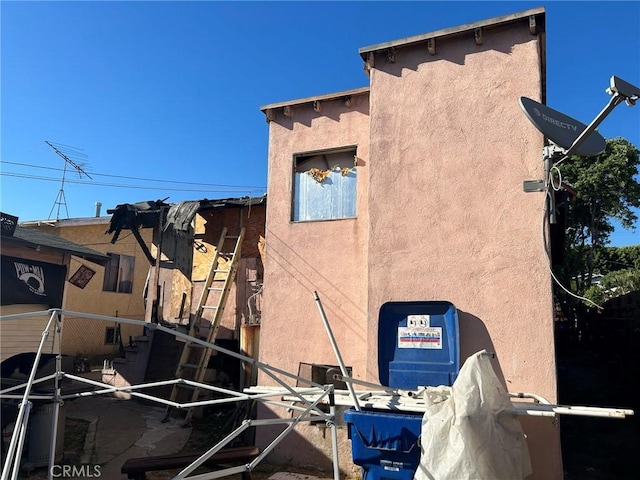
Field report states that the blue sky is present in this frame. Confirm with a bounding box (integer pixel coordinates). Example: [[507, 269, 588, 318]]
[[1, 1, 638, 246]]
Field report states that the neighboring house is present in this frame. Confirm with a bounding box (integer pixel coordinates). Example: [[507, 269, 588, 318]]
[[0, 213, 108, 362], [21, 214, 150, 358], [257, 7, 563, 479], [105, 196, 266, 388]]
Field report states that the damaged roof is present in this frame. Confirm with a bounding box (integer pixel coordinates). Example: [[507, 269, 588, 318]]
[[107, 195, 266, 240], [6, 225, 109, 265]]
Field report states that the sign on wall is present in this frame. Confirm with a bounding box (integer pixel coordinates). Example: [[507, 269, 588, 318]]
[[68, 264, 96, 289], [1, 255, 66, 307]]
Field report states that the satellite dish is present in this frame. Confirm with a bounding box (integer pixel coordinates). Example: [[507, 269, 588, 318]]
[[519, 97, 606, 156]]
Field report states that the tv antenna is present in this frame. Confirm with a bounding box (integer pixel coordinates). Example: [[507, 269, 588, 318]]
[[520, 75, 640, 223], [45, 141, 93, 220]]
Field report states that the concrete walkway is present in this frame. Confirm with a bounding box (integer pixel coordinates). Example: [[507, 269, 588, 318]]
[[66, 395, 191, 479]]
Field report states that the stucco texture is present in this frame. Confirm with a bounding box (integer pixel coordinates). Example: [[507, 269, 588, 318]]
[[366, 26, 561, 479], [257, 94, 370, 471], [260, 93, 371, 381], [258, 19, 561, 480]]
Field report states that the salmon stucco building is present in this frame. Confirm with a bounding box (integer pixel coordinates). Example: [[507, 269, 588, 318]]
[[256, 7, 563, 479]]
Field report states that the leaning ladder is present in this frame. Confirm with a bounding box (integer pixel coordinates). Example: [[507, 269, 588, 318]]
[[164, 227, 245, 423]]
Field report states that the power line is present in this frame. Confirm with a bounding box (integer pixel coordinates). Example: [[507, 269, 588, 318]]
[[0, 171, 265, 194], [0, 160, 265, 190]]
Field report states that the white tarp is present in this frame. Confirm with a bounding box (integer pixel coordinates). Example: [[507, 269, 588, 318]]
[[414, 350, 532, 480]]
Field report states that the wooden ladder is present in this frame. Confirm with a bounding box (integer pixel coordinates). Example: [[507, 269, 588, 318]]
[[163, 227, 245, 424]]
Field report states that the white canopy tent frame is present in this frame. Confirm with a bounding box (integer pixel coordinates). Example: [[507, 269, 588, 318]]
[[245, 383, 634, 420], [0, 309, 341, 480], [1, 304, 634, 480]]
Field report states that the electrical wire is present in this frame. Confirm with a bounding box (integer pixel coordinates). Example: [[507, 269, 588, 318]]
[[0, 160, 265, 190], [541, 191, 603, 310], [0, 172, 265, 194], [549, 165, 563, 191], [551, 154, 570, 170]]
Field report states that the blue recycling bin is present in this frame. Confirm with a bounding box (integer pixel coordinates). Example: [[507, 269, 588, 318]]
[[344, 301, 460, 480], [343, 409, 423, 480]]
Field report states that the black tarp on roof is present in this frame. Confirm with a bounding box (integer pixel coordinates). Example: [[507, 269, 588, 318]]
[[105, 196, 266, 265], [106, 196, 266, 240]]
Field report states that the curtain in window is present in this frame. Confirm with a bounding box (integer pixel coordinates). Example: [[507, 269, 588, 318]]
[[293, 169, 356, 221]]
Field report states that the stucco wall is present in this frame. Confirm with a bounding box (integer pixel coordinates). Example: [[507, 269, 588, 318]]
[[258, 17, 561, 480], [365, 25, 561, 479], [261, 94, 370, 378], [258, 93, 370, 470]]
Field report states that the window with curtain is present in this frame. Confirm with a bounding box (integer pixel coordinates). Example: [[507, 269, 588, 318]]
[[292, 148, 357, 222], [102, 253, 135, 293]]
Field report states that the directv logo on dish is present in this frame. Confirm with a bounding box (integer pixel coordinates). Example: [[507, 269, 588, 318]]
[[533, 107, 578, 132]]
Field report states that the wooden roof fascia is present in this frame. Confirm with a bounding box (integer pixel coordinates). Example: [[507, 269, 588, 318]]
[[358, 7, 546, 62], [260, 86, 370, 122]]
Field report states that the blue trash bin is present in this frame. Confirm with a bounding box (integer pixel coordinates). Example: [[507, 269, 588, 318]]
[[344, 409, 423, 480], [344, 301, 460, 480]]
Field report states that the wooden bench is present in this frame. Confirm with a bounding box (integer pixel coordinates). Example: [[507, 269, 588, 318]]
[[120, 446, 260, 480]]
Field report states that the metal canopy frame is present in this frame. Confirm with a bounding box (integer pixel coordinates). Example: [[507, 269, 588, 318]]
[[0, 309, 341, 480], [1, 302, 635, 480], [245, 383, 634, 420]]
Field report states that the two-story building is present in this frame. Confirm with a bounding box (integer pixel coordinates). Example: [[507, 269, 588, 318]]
[[256, 7, 562, 479]]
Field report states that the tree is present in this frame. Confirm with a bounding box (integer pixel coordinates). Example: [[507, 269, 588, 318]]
[[584, 268, 640, 305], [593, 245, 640, 273], [557, 137, 640, 298]]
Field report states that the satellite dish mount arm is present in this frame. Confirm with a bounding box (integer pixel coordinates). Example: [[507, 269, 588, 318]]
[[523, 75, 639, 224]]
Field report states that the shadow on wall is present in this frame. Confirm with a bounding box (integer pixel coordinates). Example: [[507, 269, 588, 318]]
[[265, 228, 367, 341], [376, 27, 534, 76], [269, 94, 369, 130], [457, 309, 507, 389]]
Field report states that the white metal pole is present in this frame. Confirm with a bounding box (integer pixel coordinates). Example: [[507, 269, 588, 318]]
[[59, 309, 327, 390], [1, 311, 56, 480], [9, 402, 31, 480], [0, 373, 58, 396], [329, 395, 341, 480], [173, 422, 251, 479], [313, 291, 360, 411], [48, 355, 62, 476]]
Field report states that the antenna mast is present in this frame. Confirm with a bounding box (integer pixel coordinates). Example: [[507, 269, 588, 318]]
[[45, 141, 92, 220]]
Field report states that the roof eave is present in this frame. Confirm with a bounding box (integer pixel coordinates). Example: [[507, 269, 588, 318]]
[[4, 234, 109, 266], [260, 86, 370, 122], [358, 7, 546, 60]]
